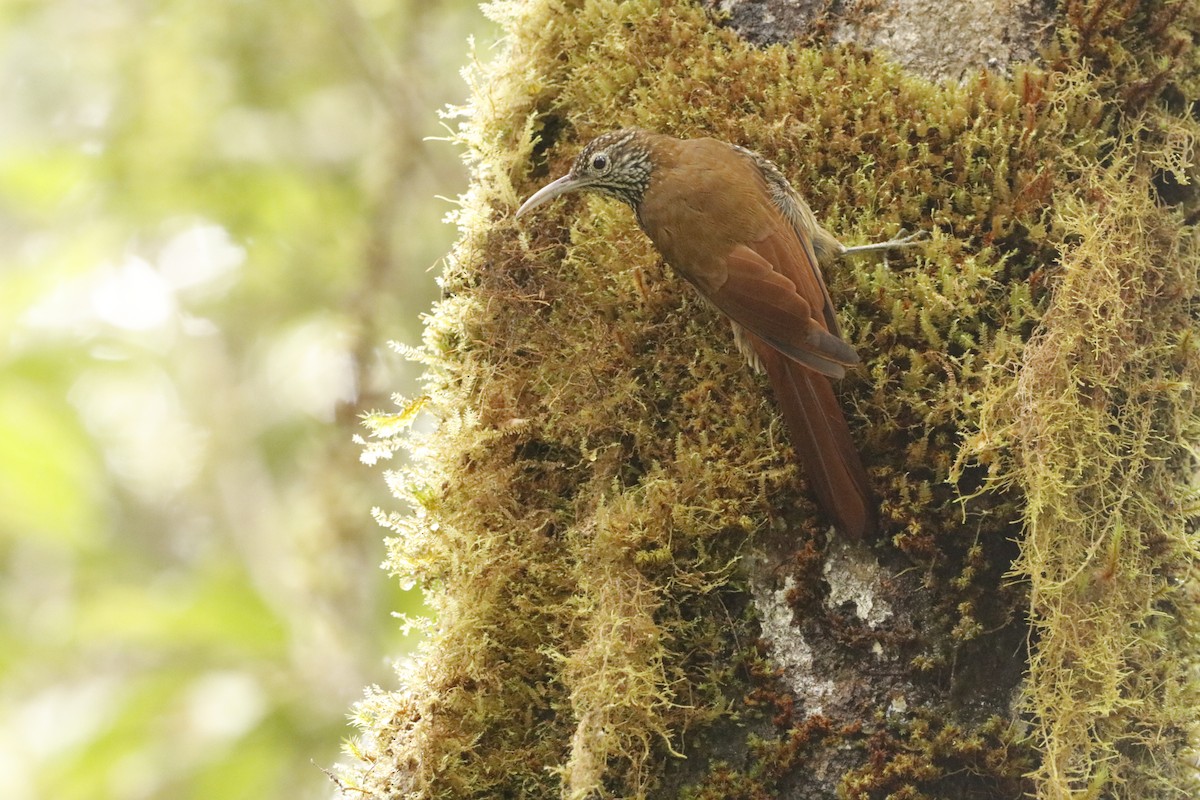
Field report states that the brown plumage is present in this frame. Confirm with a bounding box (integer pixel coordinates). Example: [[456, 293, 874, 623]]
[[517, 130, 917, 538]]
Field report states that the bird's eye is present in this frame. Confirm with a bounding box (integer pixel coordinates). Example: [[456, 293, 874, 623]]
[[591, 153, 609, 171]]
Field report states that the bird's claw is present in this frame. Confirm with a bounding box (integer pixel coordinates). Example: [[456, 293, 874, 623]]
[[882, 229, 924, 269], [883, 228, 928, 248]]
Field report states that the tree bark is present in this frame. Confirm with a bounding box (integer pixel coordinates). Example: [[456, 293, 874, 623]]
[[338, 1, 1200, 798]]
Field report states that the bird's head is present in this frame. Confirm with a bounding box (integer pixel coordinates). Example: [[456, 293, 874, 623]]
[[516, 129, 654, 218]]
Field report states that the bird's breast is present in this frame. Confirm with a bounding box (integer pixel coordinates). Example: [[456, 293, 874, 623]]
[[635, 140, 783, 294]]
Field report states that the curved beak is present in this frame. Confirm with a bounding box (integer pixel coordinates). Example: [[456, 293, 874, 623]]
[[515, 174, 587, 218]]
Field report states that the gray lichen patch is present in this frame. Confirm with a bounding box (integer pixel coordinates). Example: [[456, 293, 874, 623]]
[[706, 0, 1053, 82], [748, 565, 837, 711], [821, 537, 894, 630], [829, 0, 1053, 82]]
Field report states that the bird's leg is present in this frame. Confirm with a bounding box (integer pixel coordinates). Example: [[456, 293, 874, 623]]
[[838, 229, 926, 268]]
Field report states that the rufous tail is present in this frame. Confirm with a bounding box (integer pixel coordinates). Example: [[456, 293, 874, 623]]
[[757, 343, 876, 539]]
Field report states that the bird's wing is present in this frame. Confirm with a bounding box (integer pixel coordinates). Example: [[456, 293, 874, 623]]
[[706, 240, 858, 379], [729, 145, 844, 336]]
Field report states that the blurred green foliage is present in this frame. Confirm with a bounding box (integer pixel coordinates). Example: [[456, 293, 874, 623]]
[[0, 1, 493, 798]]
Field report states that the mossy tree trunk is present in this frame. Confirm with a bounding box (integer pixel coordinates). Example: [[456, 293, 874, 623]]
[[338, 2, 1200, 799]]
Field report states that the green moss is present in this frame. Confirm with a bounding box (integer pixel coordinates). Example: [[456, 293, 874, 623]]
[[972, 142, 1200, 797], [337, 0, 1200, 798], [839, 714, 1036, 800]]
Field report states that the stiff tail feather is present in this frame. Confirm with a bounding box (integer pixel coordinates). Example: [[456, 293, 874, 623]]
[[756, 342, 875, 538]]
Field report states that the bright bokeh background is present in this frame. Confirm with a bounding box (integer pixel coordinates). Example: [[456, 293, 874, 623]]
[[0, 1, 494, 798]]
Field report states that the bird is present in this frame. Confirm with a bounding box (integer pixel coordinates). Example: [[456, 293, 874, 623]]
[[516, 129, 919, 538]]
